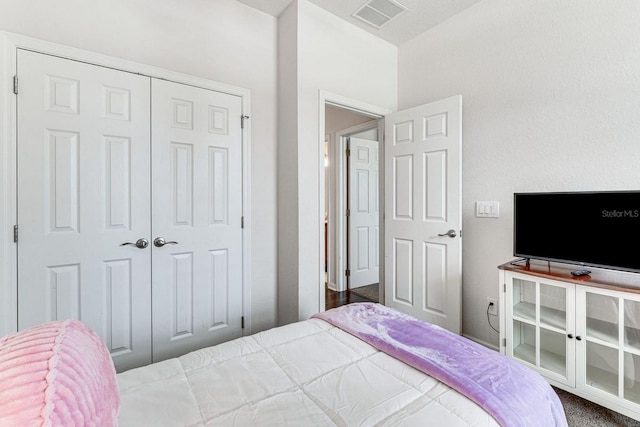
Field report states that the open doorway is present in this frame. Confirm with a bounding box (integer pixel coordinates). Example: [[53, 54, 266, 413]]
[[324, 104, 381, 310], [319, 94, 462, 332]]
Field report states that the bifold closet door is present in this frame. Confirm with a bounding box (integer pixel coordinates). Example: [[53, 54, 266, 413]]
[[16, 50, 245, 369], [150, 79, 243, 362], [16, 50, 152, 371]]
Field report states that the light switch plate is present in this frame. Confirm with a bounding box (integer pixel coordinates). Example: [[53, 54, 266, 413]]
[[476, 201, 500, 218]]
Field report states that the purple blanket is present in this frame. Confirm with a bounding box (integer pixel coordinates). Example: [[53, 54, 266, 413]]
[[313, 303, 567, 427]]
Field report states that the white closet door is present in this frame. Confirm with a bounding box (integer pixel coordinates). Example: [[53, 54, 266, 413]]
[[151, 79, 243, 361], [348, 137, 379, 289], [17, 50, 152, 371]]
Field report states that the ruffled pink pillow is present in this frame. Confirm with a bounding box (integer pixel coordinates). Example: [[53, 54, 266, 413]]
[[0, 319, 119, 426]]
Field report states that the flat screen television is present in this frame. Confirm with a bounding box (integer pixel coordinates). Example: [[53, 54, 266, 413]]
[[513, 191, 640, 273]]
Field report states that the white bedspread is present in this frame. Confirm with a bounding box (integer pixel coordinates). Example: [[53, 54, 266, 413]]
[[118, 318, 499, 426]]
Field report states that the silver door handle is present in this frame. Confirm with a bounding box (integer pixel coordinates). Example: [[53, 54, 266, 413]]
[[438, 229, 457, 238], [153, 237, 178, 247], [120, 238, 149, 249]]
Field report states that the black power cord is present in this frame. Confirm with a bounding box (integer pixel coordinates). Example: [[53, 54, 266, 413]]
[[487, 302, 499, 333]]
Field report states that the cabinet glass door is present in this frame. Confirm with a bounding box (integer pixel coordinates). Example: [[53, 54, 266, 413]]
[[585, 293, 618, 344], [578, 286, 640, 406], [540, 323, 568, 377], [508, 273, 574, 386], [511, 278, 536, 365], [624, 299, 640, 404], [539, 282, 571, 380], [578, 289, 620, 395], [581, 290, 620, 397], [513, 320, 536, 365]]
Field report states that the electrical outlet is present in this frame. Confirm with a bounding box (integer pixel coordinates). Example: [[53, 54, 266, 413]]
[[487, 297, 498, 316]]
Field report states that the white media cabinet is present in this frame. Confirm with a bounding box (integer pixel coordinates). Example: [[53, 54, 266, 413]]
[[498, 260, 640, 421]]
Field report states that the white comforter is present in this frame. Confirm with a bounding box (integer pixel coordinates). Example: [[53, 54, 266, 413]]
[[117, 318, 499, 426]]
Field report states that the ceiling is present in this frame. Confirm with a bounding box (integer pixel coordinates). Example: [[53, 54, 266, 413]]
[[235, 0, 482, 46]]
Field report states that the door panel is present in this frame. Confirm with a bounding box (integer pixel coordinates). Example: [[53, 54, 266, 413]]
[[393, 238, 413, 304], [17, 49, 152, 371], [393, 155, 413, 219], [151, 79, 243, 362], [349, 137, 379, 289], [384, 96, 462, 333]]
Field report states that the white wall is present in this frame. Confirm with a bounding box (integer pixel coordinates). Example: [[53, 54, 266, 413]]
[[277, 1, 300, 325], [325, 106, 374, 136], [278, 0, 397, 323], [398, 0, 640, 347], [0, 0, 278, 333]]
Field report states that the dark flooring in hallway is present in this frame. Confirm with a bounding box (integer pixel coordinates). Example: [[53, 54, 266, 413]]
[[325, 283, 379, 310]]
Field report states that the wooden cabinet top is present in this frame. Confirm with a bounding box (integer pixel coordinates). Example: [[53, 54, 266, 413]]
[[498, 259, 640, 295]]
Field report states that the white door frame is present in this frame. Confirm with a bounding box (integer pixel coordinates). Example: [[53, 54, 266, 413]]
[[0, 31, 253, 337], [318, 90, 390, 311], [334, 121, 378, 292]]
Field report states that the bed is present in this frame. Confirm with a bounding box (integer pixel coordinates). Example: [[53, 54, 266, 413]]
[[0, 303, 567, 426]]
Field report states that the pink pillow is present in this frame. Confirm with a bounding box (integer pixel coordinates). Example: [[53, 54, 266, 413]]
[[0, 320, 119, 426]]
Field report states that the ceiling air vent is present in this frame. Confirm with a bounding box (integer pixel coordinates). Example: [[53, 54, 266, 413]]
[[352, 0, 407, 29]]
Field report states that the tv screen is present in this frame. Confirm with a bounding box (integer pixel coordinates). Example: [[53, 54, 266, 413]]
[[514, 191, 640, 272]]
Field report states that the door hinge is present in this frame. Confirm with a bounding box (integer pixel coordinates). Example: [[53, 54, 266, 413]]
[[241, 216, 244, 229], [346, 148, 351, 156], [13, 75, 18, 95], [503, 283, 506, 293], [13, 225, 18, 243], [345, 269, 351, 277], [241, 115, 250, 129], [346, 208, 350, 217], [502, 338, 506, 347], [241, 316, 245, 329]]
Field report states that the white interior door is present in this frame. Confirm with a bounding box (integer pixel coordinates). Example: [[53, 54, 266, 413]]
[[348, 137, 379, 289], [151, 79, 243, 362], [384, 96, 462, 333], [17, 50, 152, 371]]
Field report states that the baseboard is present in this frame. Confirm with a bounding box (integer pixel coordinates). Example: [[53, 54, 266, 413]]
[[326, 282, 337, 292], [462, 333, 499, 352]]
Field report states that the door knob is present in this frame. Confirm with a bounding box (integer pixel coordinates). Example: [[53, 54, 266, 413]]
[[153, 237, 178, 247], [120, 238, 149, 249], [438, 229, 457, 238]]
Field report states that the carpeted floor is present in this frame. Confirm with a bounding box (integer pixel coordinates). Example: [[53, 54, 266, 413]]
[[554, 387, 640, 426]]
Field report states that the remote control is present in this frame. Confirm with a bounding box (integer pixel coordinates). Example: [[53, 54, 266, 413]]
[[571, 269, 591, 276]]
